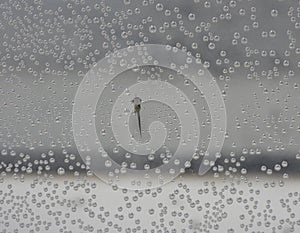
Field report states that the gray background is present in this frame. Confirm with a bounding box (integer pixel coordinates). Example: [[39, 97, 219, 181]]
[[0, 0, 300, 233]]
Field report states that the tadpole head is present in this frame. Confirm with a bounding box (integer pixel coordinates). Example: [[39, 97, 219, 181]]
[[131, 97, 142, 105]]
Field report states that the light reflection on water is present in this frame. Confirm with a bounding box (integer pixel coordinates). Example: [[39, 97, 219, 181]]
[[0, 174, 298, 232]]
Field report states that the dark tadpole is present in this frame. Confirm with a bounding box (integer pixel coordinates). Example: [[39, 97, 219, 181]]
[[132, 97, 142, 138], [135, 104, 142, 137]]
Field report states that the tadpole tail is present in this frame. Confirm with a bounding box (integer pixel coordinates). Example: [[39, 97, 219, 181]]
[[137, 111, 142, 137]]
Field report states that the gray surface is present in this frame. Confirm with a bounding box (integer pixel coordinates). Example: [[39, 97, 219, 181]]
[[0, 0, 300, 232]]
